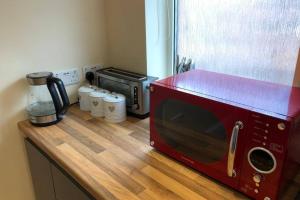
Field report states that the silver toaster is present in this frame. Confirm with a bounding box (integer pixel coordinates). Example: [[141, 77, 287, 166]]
[[95, 67, 158, 118]]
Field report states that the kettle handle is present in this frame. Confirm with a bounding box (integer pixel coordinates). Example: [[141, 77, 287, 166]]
[[47, 77, 70, 117]]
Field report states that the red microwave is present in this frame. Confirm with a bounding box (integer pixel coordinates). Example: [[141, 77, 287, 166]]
[[150, 70, 300, 200]]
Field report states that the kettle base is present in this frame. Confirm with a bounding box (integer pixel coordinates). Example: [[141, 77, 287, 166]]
[[29, 113, 61, 127]]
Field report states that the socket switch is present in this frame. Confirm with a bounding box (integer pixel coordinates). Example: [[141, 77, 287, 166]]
[[53, 68, 80, 86], [83, 65, 102, 76]]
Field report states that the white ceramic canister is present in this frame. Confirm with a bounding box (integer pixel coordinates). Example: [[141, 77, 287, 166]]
[[104, 93, 126, 123], [89, 91, 108, 117], [78, 86, 95, 111]]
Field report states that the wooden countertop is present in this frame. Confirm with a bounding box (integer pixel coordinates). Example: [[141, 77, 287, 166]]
[[18, 105, 254, 200]]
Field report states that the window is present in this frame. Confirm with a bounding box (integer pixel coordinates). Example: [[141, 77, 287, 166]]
[[175, 0, 300, 85]]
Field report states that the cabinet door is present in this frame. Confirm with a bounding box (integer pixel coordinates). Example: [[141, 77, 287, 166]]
[[51, 164, 94, 200], [25, 140, 56, 200]]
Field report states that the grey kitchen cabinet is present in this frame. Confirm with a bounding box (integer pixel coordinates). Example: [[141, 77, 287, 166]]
[[25, 139, 95, 200], [51, 164, 92, 200], [25, 139, 56, 200]]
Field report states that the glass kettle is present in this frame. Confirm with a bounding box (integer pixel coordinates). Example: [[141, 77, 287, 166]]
[[26, 72, 70, 126]]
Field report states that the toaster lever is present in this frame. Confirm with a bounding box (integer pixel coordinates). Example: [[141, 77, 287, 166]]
[[131, 104, 139, 110], [127, 104, 139, 110]]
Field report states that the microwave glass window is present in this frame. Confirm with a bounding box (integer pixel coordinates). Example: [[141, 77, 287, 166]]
[[154, 99, 227, 164]]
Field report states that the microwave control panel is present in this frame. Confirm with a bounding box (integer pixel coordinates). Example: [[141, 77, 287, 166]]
[[248, 113, 286, 153], [239, 112, 290, 200]]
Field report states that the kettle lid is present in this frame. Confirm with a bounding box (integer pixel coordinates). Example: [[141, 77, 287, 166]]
[[26, 72, 53, 85]]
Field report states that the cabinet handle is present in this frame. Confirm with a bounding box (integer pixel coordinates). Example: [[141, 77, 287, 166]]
[[227, 121, 243, 177]]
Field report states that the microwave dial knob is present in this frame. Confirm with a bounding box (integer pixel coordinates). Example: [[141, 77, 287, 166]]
[[253, 174, 262, 183], [277, 123, 286, 131]]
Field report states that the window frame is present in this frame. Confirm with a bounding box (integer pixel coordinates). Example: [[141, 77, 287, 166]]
[[172, 0, 178, 75]]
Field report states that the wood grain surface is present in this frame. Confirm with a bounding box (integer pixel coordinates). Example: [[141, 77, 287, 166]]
[[18, 105, 299, 200]]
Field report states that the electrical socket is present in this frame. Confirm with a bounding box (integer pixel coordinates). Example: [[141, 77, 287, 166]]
[[82, 64, 103, 76], [53, 68, 80, 86], [82, 64, 103, 85]]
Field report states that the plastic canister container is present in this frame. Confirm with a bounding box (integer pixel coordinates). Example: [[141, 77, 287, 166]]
[[104, 93, 126, 123], [89, 91, 109, 117], [78, 86, 95, 111]]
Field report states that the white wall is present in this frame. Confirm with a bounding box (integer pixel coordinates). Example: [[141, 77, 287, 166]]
[[145, 0, 174, 79], [104, 0, 147, 74], [0, 0, 107, 199], [103, 0, 174, 78]]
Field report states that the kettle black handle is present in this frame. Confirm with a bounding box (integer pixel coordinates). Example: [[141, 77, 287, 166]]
[[47, 77, 70, 117]]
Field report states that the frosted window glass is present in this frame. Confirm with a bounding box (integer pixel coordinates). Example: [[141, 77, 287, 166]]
[[176, 0, 300, 85]]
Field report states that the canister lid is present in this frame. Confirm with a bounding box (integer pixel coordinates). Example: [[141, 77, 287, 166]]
[[115, 93, 126, 100], [78, 86, 95, 93], [90, 85, 99, 90], [97, 88, 110, 94], [89, 91, 108, 98], [104, 94, 126, 103]]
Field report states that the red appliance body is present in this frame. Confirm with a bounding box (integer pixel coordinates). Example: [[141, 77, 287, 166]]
[[150, 69, 300, 200]]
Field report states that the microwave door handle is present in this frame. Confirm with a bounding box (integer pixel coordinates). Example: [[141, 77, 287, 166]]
[[227, 121, 243, 177]]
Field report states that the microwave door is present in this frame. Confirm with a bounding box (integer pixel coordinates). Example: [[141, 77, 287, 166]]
[[150, 87, 248, 187]]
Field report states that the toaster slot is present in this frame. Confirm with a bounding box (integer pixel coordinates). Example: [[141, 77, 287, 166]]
[[103, 68, 147, 81]]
